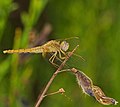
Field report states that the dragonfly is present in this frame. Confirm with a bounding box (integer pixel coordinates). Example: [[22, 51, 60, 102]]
[[3, 37, 81, 66], [92, 85, 118, 105]]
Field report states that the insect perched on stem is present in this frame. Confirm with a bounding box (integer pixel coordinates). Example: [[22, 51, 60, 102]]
[[3, 37, 82, 66], [3, 40, 69, 65]]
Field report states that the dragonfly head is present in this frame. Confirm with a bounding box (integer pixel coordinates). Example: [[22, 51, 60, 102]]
[[60, 41, 69, 51]]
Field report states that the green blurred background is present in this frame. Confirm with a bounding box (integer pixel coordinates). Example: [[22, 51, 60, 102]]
[[0, 0, 120, 107]]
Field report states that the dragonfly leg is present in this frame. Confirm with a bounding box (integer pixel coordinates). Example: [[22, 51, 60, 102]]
[[58, 50, 67, 60], [49, 52, 59, 68], [49, 52, 57, 62], [50, 62, 59, 68]]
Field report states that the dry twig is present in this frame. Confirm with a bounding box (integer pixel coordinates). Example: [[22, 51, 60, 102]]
[[43, 88, 65, 97]]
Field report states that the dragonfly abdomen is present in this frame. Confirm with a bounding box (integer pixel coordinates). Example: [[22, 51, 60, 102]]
[[3, 47, 43, 54], [3, 46, 58, 54]]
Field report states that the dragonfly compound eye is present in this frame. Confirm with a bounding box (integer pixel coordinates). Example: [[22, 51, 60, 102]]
[[60, 41, 69, 51]]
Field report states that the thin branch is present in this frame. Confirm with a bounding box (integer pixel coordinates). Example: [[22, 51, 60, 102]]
[[35, 45, 79, 107], [43, 88, 65, 98]]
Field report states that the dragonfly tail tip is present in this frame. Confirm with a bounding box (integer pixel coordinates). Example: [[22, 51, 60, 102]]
[[3, 50, 7, 54]]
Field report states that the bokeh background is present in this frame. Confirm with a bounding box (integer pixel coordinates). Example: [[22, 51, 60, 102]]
[[0, 0, 120, 107]]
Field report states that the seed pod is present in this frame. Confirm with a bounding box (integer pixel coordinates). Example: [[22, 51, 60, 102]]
[[92, 86, 118, 105], [71, 68, 94, 96]]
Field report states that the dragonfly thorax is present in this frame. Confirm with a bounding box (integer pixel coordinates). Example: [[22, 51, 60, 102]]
[[60, 41, 69, 51]]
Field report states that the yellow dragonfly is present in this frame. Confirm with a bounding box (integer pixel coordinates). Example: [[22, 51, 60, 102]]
[[3, 37, 80, 66]]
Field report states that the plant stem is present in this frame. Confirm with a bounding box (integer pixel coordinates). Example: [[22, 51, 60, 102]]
[[35, 45, 79, 107]]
